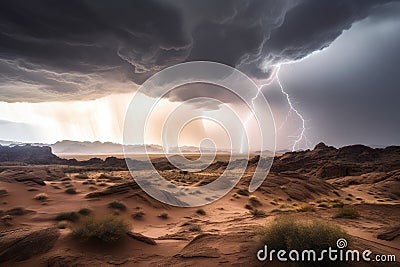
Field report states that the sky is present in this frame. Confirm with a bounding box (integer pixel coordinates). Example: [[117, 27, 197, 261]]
[[0, 0, 399, 151]]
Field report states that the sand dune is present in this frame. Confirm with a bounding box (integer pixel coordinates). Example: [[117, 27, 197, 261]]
[[0, 143, 399, 266]]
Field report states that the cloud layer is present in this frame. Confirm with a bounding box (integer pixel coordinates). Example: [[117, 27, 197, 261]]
[[0, 0, 393, 102]]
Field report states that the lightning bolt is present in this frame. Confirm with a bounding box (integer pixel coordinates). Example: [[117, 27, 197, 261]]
[[239, 88, 261, 153], [275, 66, 309, 151], [240, 65, 309, 153], [239, 70, 276, 154]]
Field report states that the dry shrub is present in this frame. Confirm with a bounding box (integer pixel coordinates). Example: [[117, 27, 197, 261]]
[[333, 206, 359, 219], [259, 216, 349, 266], [72, 216, 129, 243]]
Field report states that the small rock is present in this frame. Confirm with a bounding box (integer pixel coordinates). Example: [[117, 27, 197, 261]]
[[126, 231, 157, 245], [377, 226, 400, 241]]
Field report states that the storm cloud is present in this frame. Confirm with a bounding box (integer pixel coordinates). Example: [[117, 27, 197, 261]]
[[0, 0, 395, 102]]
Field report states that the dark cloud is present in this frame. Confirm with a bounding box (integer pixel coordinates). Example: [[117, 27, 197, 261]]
[[0, 0, 395, 102], [275, 3, 400, 148], [0, 0, 191, 101]]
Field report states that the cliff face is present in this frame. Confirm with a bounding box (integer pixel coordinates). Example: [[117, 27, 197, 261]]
[[0, 145, 62, 164], [271, 142, 400, 178]]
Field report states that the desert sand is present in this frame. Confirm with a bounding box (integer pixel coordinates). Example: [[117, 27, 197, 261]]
[[0, 143, 399, 266]]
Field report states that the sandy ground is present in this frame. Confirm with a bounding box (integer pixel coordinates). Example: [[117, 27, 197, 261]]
[[0, 161, 399, 266]]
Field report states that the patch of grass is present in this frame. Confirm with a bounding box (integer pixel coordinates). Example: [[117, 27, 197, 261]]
[[5, 207, 27, 216], [250, 209, 267, 218], [189, 224, 201, 232], [65, 188, 77, 194], [249, 195, 262, 206], [333, 206, 360, 219], [158, 212, 169, 219], [55, 211, 80, 222], [296, 204, 316, 212], [78, 208, 92, 216], [332, 201, 344, 208], [244, 204, 253, 210], [108, 201, 127, 211], [258, 216, 348, 266], [71, 216, 129, 243], [74, 173, 88, 179], [34, 193, 49, 201], [132, 211, 145, 219], [196, 208, 206, 215], [232, 193, 240, 199], [237, 188, 250, 196]]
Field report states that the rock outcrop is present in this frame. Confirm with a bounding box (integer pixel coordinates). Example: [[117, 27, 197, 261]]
[[0, 228, 60, 263]]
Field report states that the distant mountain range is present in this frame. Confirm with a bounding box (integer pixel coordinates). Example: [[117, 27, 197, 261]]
[[0, 139, 395, 155], [0, 140, 231, 155]]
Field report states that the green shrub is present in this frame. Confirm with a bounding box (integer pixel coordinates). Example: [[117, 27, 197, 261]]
[[78, 208, 92, 216], [189, 224, 201, 232], [245, 204, 253, 210], [132, 211, 145, 219], [196, 208, 206, 215], [6, 207, 27, 216], [332, 202, 344, 208], [55, 211, 80, 222], [296, 204, 316, 212], [258, 216, 349, 266], [237, 188, 250, 196], [108, 201, 127, 211], [158, 212, 169, 219], [34, 193, 49, 201], [249, 195, 262, 206], [250, 209, 267, 218], [71, 216, 129, 243], [333, 206, 359, 219], [232, 193, 240, 199], [65, 188, 77, 194]]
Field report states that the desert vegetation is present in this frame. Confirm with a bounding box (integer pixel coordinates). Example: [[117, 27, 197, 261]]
[[258, 216, 349, 266], [71, 216, 130, 243], [333, 206, 360, 219]]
